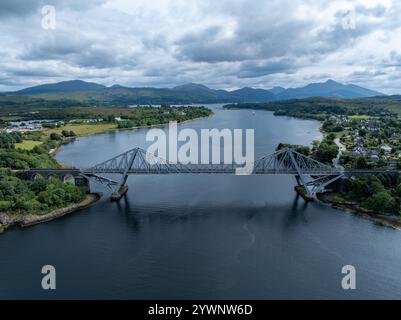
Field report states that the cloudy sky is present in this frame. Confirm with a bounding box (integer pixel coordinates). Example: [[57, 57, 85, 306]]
[[1, 0, 401, 93]]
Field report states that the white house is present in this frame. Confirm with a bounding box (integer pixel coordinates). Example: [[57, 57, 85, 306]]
[[380, 144, 392, 154]]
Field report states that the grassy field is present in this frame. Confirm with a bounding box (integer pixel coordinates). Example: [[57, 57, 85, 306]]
[[332, 130, 351, 138], [44, 123, 117, 137], [347, 115, 377, 119], [15, 140, 43, 150]]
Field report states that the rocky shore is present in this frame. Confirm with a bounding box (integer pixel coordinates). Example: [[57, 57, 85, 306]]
[[0, 193, 101, 234], [318, 193, 401, 230]]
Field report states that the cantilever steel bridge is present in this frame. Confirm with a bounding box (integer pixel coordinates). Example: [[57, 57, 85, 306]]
[[81, 147, 348, 200]]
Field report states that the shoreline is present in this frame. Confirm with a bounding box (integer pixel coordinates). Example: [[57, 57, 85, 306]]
[[51, 114, 213, 158], [0, 193, 101, 234], [308, 118, 401, 230], [225, 105, 401, 231], [317, 193, 401, 230], [0, 113, 213, 234], [315, 119, 401, 230]]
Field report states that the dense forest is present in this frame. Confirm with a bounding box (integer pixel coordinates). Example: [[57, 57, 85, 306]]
[[0, 95, 88, 109], [0, 169, 86, 214], [0, 101, 212, 123], [116, 106, 212, 128], [0, 131, 85, 214], [334, 174, 401, 215]]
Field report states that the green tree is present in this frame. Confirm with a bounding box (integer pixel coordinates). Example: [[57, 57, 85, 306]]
[[50, 133, 62, 141], [326, 133, 336, 142], [0, 200, 13, 211], [351, 175, 385, 200], [29, 175, 47, 193], [61, 130, 76, 137], [359, 129, 367, 137], [363, 190, 394, 213], [355, 157, 368, 169], [315, 142, 339, 164], [295, 146, 311, 156]]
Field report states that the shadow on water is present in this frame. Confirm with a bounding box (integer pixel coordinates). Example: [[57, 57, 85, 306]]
[[116, 194, 141, 232], [282, 194, 309, 229], [114, 186, 313, 235]]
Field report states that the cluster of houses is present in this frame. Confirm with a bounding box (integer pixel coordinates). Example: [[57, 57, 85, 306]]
[[338, 117, 401, 166], [3, 121, 43, 133], [69, 118, 105, 124], [327, 116, 401, 167], [351, 138, 401, 166], [2, 117, 111, 134], [329, 116, 381, 132]]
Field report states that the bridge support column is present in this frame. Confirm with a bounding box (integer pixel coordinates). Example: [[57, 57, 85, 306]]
[[294, 175, 314, 201], [294, 185, 315, 201], [111, 172, 130, 201], [111, 184, 129, 201], [110, 149, 138, 201], [287, 150, 315, 201], [294, 175, 302, 186]]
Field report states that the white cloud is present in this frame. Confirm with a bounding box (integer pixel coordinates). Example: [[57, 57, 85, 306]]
[[0, 0, 401, 93]]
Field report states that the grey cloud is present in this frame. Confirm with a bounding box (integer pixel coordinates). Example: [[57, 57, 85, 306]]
[[19, 32, 89, 60], [143, 68, 164, 77], [0, 0, 105, 18], [349, 69, 388, 84], [71, 46, 122, 69], [238, 59, 297, 78], [355, 5, 387, 17], [315, 24, 367, 53], [0, 0, 40, 17], [175, 1, 392, 67], [175, 26, 248, 63], [175, 7, 313, 64], [386, 51, 401, 67], [18, 32, 136, 69], [142, 34, 169, 51], [6, 68, 61, 78]]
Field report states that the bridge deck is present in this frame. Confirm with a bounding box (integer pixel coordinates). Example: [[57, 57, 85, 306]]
[[83, 168, 399, 175], [21, 148, 401, 201], [22, 168, 401, 176]]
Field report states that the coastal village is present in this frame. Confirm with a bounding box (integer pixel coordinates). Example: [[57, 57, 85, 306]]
[[324, 115, 401, 169], [2, 119, 104, 134]]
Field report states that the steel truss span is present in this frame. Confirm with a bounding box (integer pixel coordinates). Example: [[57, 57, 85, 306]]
[[82, 147, 347, 199]]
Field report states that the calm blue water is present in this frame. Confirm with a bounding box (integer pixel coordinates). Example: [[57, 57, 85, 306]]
[[1, 105, 401, 299]]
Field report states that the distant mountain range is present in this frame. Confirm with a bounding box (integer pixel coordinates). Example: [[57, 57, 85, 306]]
[[15, 80, 105, 95], [8, 79, 384, 105]]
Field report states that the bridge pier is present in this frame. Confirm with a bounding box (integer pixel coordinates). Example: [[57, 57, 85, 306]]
[[111, 185, 129, 201], [294, 175, 301, 186], [293, 174, 315, 201], [294, 185, 315, 201]]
